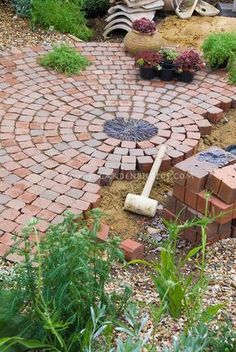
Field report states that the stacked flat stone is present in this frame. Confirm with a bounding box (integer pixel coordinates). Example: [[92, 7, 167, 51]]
[[103, 0, 164, 38], [163, 147, 236, 244]]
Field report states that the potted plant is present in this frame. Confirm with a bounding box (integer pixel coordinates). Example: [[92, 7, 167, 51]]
[[174, 50, 204, 83], [135, 51, 163, 80], [202, 32, 236, 69], [158, 47, 179, 81], [123, 17, 164, 55]]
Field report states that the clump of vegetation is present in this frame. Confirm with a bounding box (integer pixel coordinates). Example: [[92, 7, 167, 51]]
[[82, 0, 109, 18], [12, 0, 32, 17], [0, 210, 132, 351], [39, 44, 90, 75], [202, 32, 236, 68], [166, 319, 236, 352], [31, 0, 93, 41], [130, 211, 222, 327]]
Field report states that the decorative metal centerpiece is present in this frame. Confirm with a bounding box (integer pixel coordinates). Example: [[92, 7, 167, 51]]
[[104, 117, 158, 142]]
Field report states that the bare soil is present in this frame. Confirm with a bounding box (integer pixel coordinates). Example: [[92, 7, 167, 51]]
[[100, 110, 236, 237]]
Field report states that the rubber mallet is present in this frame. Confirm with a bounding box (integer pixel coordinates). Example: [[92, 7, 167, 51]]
[[124, 144, 167, 217]]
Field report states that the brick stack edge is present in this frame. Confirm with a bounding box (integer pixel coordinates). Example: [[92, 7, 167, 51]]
[[163, 147, 236, 244], [97, 223, 144, 261]]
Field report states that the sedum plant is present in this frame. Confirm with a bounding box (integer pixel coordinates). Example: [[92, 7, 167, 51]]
[[132, 17, 156, 34], [0, 210, 129, 352], [39, 44, 90, 75]]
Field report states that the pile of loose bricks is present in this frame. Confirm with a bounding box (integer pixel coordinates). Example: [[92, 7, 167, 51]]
[[164, 147, 236, 244]]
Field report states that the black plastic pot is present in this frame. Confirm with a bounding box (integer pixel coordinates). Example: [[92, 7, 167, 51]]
[[139, 66, 156, 80], [159, 62, 175, 81], [225, 144, 236, 156], [211, 59, 229, 70], [177, 71, 194, 83]]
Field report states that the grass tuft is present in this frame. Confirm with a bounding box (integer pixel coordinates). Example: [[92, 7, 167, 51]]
[[39, 44, 90, 75]]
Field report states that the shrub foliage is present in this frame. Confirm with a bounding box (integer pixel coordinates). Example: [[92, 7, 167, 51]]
[[31, 0, 93, 40]]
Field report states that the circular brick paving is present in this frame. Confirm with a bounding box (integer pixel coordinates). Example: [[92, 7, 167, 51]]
[[0, 42, 236, 255]]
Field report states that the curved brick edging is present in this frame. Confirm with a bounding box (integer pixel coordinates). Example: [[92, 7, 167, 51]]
[[0, 42, 236, 257]]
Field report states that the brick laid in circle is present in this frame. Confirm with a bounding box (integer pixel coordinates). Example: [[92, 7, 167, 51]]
[[0, 42, 235, 256]]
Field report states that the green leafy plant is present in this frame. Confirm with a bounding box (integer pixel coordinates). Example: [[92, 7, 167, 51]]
[[159, 48, 178, 62], [82, 0, 109, 18], [39, 44, 90, 75], [202, 32, 236, 68], [0, 210, 128, 352], [110, 303, 156, 352], [228, 57, 236, 85], [12, 0, 32, 17], [31, 0, 93, 41], [129, 206, 223, 326], [208, 319, 236, 352], [164, 323, 209, 352]]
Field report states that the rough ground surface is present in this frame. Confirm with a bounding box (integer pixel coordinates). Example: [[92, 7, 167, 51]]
[[106, 238, 236, 347], [0, 2, 71, 50], [101, 110, 236, 238]]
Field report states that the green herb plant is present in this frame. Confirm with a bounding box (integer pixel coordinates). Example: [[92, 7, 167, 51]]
[[39, 44, 90, 75], [202, 32, 236, 68], [0, 210, 129, 352]]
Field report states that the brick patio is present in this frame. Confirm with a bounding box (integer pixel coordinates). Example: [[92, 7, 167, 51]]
[[0, 41, 236, 256]]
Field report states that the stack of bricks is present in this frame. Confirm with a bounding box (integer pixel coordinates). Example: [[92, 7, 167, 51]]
[[163, 147, 236, 244]]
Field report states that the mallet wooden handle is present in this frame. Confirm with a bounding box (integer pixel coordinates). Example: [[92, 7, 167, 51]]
[[141, 144, 167, 198]]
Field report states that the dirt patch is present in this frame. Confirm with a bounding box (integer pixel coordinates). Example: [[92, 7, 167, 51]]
[[159, 15, 236, 50], [100, 110, 236, 237], [199, 109, 236, 150]]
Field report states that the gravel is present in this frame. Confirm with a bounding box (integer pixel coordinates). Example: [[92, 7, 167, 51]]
[[0, 2, 72, 50]]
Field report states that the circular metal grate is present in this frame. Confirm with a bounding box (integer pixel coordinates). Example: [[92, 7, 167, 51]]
[[104, 117, 158, 142]]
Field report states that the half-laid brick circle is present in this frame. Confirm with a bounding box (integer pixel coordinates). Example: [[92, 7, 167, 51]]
[[0, 41, 236, 256]]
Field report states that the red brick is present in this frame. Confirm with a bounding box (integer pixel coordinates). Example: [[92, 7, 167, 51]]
[[197, 191, 212, 215], [206, 172, 222, 195], [120, 239, 144, 261], [121, 141, 136, 148], [182, 228, 197, 244], [68, 179, 86, 189], [5, 187, 23, 198], [32, 197, 51, 209], [137, 140, 154, 149], [80, 192, 101, 208], [218, 222, 232, 239], [219, 96, 232, 111], [185, 190, 198, 209], [1, 208, 20, 221], [47, 202, 66, 214], [207, 107, 224, 123], [173, 183, 185, 202], [122, 156, 136, 164], [167, 149, 184, 165], [160, 155, 171, 171], [196, 119, 212, 136], [18, 192, 37, 204], [210, 196, 234, 224], [72, 199, 90, 212], [186, 167, 208, 193], [137, 156, 153, 172], [96, 223, 109, 242], [82, 183, 101, 194], [163, 208, 176, 222], [120, 163, 136, 180], [97, 167, 114, 186], [0, 220, 18, 233]]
